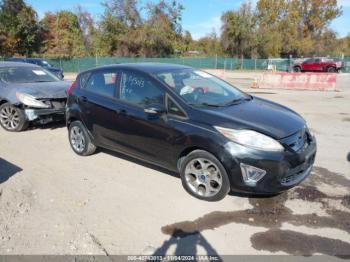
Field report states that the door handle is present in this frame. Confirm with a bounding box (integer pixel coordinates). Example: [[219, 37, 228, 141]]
[[116, 109, 128, 115]]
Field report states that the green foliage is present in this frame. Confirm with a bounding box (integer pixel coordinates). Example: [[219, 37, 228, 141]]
[[221, 2, 257, 58], [0, 0, 349, 59], [94, 0, 184, 57], [221, 0, 344, 58], [0, 0, 42, 56], [191, 31, 224, 56], [40, 11, 87, 58]]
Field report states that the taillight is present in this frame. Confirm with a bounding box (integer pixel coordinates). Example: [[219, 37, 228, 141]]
[[67, 80, 77, 96]]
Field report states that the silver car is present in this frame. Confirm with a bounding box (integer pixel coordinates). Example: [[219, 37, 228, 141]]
[[0, 62, 70, 132]]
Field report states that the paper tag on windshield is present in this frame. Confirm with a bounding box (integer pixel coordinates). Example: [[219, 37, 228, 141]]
[[32, 70, 47, 76], [194, 71, 212, 78]]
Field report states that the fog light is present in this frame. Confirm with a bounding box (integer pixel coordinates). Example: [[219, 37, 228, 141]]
[[24, 109, 38, 121], [240, 163, 266, 186]]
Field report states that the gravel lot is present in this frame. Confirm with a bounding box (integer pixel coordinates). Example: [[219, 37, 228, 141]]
[[0, 71, 349, 258]]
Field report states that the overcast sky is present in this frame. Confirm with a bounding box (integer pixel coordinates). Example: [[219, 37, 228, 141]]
[[27, 0, 350, 40]]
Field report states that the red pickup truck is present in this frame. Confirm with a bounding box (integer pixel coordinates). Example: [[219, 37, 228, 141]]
[[293, 57, 343, 73]]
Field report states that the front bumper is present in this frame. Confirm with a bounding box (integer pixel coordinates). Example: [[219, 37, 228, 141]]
[[25, 108, 65, 122], [222, 136, 317, 194]]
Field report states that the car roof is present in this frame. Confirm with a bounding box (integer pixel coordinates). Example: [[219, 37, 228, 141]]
[[7, 57, 45, 61], [27, 58, 44, 61], [7, 57, 26, 61], [0, 61, 41, 68], [86, 63, 193, 74]]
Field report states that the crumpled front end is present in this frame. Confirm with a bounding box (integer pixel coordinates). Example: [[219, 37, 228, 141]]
[[24, 97, 66, 124]]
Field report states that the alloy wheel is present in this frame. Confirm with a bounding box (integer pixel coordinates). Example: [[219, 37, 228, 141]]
[[184, 158, 223, 197], [0, 106, 20, 130], [70, 126, 86, 153]]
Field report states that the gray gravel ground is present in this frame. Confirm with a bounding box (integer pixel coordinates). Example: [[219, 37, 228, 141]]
[[0, 71, 349, 258]]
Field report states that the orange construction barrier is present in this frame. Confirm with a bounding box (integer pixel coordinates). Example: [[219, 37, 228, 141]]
[[257, 72, 337, 91], [251, 78, 259, 89]]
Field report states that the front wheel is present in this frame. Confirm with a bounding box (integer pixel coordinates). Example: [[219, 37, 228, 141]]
[[180, 150, 230, 201], [0, 103, 28, 132], [68, 121, 96, 156], [293, 66, 301, 72]]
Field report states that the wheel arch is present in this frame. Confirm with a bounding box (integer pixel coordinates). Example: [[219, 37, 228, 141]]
[[66, 105, 84, 128], [66, 116, 79, 127], [176, 141, 225, 171], [177, 146, 207, 170], [0, 99, 9, 106]]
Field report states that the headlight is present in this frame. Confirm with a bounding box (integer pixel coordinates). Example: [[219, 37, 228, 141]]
[[16, 92, 50, 109], [215, 126, 284, 152]]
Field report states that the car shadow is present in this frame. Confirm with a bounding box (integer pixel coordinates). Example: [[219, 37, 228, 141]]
[[99, 148, 180, 179], [27, 120, 66, 131], [0, 158, 22, 184]]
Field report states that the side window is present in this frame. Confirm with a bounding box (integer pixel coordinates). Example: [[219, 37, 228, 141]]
[[79, 72, 91, 88], [167, 96, 186, 117], [119, 71, 165, 108], [84, 71, 118, 98]]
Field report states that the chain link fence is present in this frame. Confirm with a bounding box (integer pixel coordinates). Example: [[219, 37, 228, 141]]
[[47, 56, 350, 73], [2, 56, 350, 73], [46, 57, 292, 73]]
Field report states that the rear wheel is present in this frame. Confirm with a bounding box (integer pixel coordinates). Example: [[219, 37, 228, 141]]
[[68, 121, 96, 156], [180, 150, 230, 201], [0, 103, 28, 132], [327, 67, 336, 73]]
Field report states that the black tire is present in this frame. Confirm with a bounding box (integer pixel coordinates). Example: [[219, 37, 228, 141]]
[[68, 121, 96, 156], [293, 66, 301, 72], [0, 103, 28, 132], [179, 150, 230, 201], [327, 67, 336, 73]]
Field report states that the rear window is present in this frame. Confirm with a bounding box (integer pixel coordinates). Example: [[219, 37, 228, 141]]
[[79, 72, 91, 88], [84, 71, 118, 98]]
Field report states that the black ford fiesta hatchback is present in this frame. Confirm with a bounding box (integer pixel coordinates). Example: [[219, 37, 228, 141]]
[[66, 63, 316, 201]]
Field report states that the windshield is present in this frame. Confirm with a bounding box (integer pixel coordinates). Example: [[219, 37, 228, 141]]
[[155, 69, 249, 107], [0, 67, 59, 83]]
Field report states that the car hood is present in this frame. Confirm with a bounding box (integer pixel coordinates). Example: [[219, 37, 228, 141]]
[[7, 81, 70, 99], [201, 97, 305, 139]]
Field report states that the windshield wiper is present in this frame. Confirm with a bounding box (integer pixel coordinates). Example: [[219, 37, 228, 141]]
[[224, 98, 244, 106], [200, 102, 222, 107], [189, 102, 222, 108], [224, 96, 252, 106]]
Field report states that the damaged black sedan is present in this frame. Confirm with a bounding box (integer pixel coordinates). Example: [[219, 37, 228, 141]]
[[0, 62, 70, 132]]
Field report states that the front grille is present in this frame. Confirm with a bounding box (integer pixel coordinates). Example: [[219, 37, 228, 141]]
[[41, 98, 66, 109], [280, 152, 315, 186], [281, 166, 312, 185], [279, 128, 312, 152]]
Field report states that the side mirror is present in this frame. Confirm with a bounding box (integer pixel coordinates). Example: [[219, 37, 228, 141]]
[[144, 104, 166, 115]]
